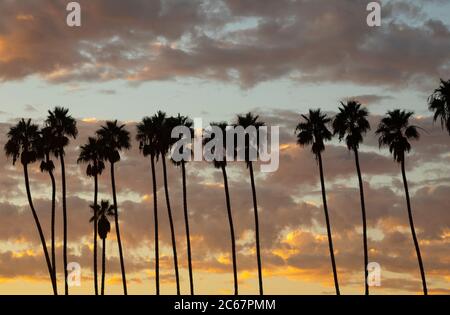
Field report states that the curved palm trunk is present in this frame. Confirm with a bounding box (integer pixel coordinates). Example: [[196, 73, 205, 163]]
[[101, 238, 106, 295], [248, 162, 263, 295], [60, 153, 69, 295], [162, 156, 180, 295], [318, 153, 340, 295], [354, 149, 369, 295], [182, 161, 194, 295], [150, 156, 160, 295], [401, 160, 428, 295], [221, 165, 239, 295], [110, 162, 128, 295], [93, 173, 99, 295], [23, 164, 57, 295], [47, 157, 58, 294]]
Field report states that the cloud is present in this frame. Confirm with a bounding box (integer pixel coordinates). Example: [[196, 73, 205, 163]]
[[23, 104, 38, 113], [0, 110, 449, 293], [345, 94, 394, 106], [0, 0, 448, 89]]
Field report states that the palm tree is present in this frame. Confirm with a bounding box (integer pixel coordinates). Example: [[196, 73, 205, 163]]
[[136, 115, 162, 295], [36, 126, 59, 292], [96, 121, 130, 295], [155, 112, 181, 295], [77, 137, 105, 295], [235, 112, 265, 295], [295, 109, 340, 295], [332, 101, 371, 295], [4, 119, 57, 294], [204, 122, 239, 295], [428, 79, 450, 135], [168, 114, 195, 295], [45, 107, 78, 295], [92, 200, 114, 295], [376, 110, 428, 295]]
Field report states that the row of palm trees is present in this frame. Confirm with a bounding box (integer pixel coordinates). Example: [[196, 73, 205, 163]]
[[3, 79, 449, 295]]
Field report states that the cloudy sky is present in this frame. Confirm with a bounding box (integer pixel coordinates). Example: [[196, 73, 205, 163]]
[[0, 0, 449, 294]]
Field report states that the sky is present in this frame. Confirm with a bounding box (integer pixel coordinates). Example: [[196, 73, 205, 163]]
[[0, 0, 449, 295]]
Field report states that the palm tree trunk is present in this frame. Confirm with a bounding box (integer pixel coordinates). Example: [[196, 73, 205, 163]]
[[150, 156, 160, 295], [110, 162, 128, 295], [23, 164, 57, 295], [48, 160, 58, 294], [221, 165, 239, 295], [93, 173, 99, 295], [318, 153, 340, 295], [354, 149, 369, 295], [60, 153, 69, 295], [101, 238, 106, 295], [248, 162, 263, 295], [162, 156, 180, 295], [401, 160, 428, 295], [182, 161, 194, 295]]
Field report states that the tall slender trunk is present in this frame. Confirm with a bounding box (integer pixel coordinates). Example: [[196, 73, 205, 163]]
[[23, 164, 57, 295], [150, 156, 160, 295], [47, 156, 57, 294], [248, 162, 263, 295], [354, 149, 369, 295], [93, 173, 99, 295], [162, 156, 180, 295], [182, 161, 194, 295], [110, 162, 128, 295], [60, 152, 68, 295], [101, 237, 106, 295], [221, 165, 238, 295], [318, 153, 340, 295], [401, 160, 428, 295]]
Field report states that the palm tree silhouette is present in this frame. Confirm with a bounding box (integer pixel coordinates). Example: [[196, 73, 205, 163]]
[[136, 115, 162, 295], [96, 121, 130, 295], [376, 109, 428, 295], [77, 137, 105, 295], [4, 119, 57, 294], [36, 126, 59, 293], [428, 79, 450, 135], [204, 122, 239, 295], [168, 114, 195, 295], [235, 112, 265, 295], [332, 101, 371, 295], [295, 109, 340, 295], [92, 200, 114, 295], [45, 107, 78, 295], [154, 112, 181, 295]]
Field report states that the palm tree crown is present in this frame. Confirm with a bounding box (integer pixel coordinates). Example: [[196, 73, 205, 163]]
[[36, 126, 58, 173], [96, 120, 131, 163], [77, 137, 105, 177], [295, 109, 332, 157], [167, 113, 193, 165], [45, 107, 78, 154], [4, 119, 40, 166], [375, 110, 420, 163], [205, 122, 229, 169], [332, 101, 370, 150], [136, 116, 160, 159], [235, 113, 265, 166], [92, 200, 114, 240], [428, 78, 450, 135]]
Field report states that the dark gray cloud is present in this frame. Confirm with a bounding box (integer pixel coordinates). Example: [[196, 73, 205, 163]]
[[0, 0, 448, 90]]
